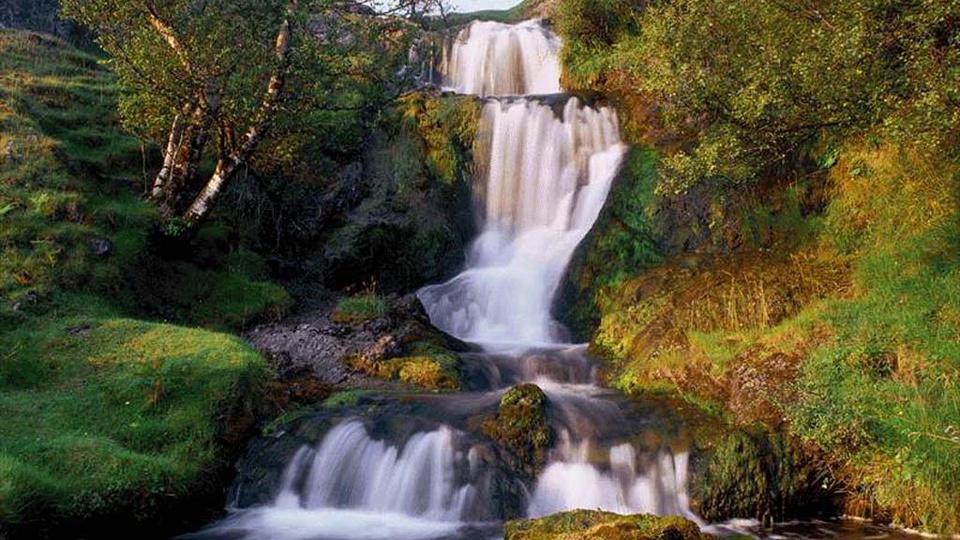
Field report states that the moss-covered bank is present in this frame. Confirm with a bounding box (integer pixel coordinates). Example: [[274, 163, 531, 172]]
[[553, 0, 960, 533], [0, 31, 284, 537], [505, 510, 711, 540]]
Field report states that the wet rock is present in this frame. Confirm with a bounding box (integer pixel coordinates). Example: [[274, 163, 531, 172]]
[[482, 383, 552, 477], [689, 429, 834, 523], [505, 510, 712, 540], [245, 292, 470, 390]]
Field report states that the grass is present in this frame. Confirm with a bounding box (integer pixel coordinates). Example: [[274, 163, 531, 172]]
[[591, 142, 960, 532], [0, 294, 271, 530], [0, 30, 288, 534], [332, 292, 387, 325]]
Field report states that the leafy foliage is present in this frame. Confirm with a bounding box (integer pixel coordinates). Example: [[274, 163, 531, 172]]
[[557, 0, 960, 194]]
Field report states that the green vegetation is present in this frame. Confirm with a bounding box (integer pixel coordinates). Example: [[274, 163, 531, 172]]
[[0, 294, 270, 532], [322, 90, 479, 292], [555, 0, 960, 532], [344, 347, 461, 391], [482, 384, 552, 477], [332, 293, 387, 325], [505, 510, 709, 540], [0, 31, 284, 535]]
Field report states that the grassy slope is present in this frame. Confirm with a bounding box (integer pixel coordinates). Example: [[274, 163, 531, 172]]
[[551, 8, 960, 537], [0, 31, 281, 535]]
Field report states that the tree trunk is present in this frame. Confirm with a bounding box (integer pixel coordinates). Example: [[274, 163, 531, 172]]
[[182, 1, 297, 225]]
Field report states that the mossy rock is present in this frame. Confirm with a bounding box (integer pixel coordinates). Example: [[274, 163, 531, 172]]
[[689, 429, 833, 523], [482, 384, 552, 477], [504, 510, 713, 540], [345, 354, 460, 391]]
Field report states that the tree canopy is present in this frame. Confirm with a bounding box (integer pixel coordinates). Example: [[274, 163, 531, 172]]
[[60, 0, 430, 226]]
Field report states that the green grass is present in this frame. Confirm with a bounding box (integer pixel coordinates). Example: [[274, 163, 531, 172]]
[[0, 294, 271, 528], [332, 293, 387, 324], [0, 30, 288, 534], [782, 145, 960, 532]]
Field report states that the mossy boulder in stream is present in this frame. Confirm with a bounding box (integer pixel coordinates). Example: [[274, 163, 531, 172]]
[[505, 510, 712, 540], [482, 384, 552, 477], [689, 429, 833, 523]]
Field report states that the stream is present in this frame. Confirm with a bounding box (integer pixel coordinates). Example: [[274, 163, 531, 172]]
[[186, 20, 920, 540]]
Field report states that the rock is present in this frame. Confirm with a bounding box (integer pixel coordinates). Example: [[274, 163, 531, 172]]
[[12, 290, 40, 311], [482, 384, 552, 477], [245, 292, 469, 390], [504, 511, 713, 540], [87, 236, 113, 258], [362, 335, 402, 362]]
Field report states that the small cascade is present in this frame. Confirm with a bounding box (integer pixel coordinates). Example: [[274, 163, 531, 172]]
[[274, 422, 475, 521], [528, 432, 699, 521], [437, 20, 561, 97], [418, 98, 625, 348]]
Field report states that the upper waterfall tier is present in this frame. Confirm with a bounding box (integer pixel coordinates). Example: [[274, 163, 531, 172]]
[[438, 20, 561, 97], [418, 97, 626, 349]]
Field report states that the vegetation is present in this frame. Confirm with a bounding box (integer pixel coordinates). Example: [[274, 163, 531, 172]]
[[0, 295, 269, 534], [505, 510, 709, 540], [58, 0, 428, 226], [555, 0, 960, 532], [0, 30, 283, 535], [482, 384, 552, 477], [331, 292, 387, 325]]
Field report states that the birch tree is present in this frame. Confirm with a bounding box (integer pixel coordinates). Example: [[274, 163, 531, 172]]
[[60, 0, 437, 227]]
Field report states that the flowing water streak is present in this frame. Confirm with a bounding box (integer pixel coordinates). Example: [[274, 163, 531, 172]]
[[418, 98, 625, 348], [438, 20, 561, 97], [274, 422, 475, 521]]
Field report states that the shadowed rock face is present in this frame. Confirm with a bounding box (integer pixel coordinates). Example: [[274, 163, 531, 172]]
[[0, 0, 88, 44]]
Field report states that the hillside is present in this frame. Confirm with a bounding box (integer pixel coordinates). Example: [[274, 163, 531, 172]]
[[0, 31, 284, 538], [554, 0, 960, 533]]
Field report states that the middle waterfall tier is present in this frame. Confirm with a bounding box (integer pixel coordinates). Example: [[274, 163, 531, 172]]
[[418, 96, 626, 349]]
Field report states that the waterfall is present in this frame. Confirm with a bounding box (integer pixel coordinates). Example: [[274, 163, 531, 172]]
[[274, 422, 475, 521], [192, 19, 703, 540], [418, 97, 625, 348], [437, 20, 561, 97]]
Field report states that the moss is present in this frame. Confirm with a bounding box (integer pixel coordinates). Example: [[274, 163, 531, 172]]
[[346, 354, 461, 391], [505, 510, 711, 540], [689, 429, 831, 523], [558, 146, 662, 339], [482, 384, 552, 477], [0, 293, 271, 534], [322, 91, 479, 293]]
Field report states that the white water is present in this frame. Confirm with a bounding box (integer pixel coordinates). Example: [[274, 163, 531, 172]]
[[194, 19, 700, 540], [422, 18, 702, 527], [528, 431, 701, 523], [437, 20, 561, 97], [418, 98, 625, 348], [274, 422, 474, 521]]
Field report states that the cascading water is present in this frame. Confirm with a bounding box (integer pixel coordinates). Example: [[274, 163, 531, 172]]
[[436, 20, 561, 97], [190, 19, 699, 540], [417, 97, 624, 347], [420, 19, 701, 526]]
